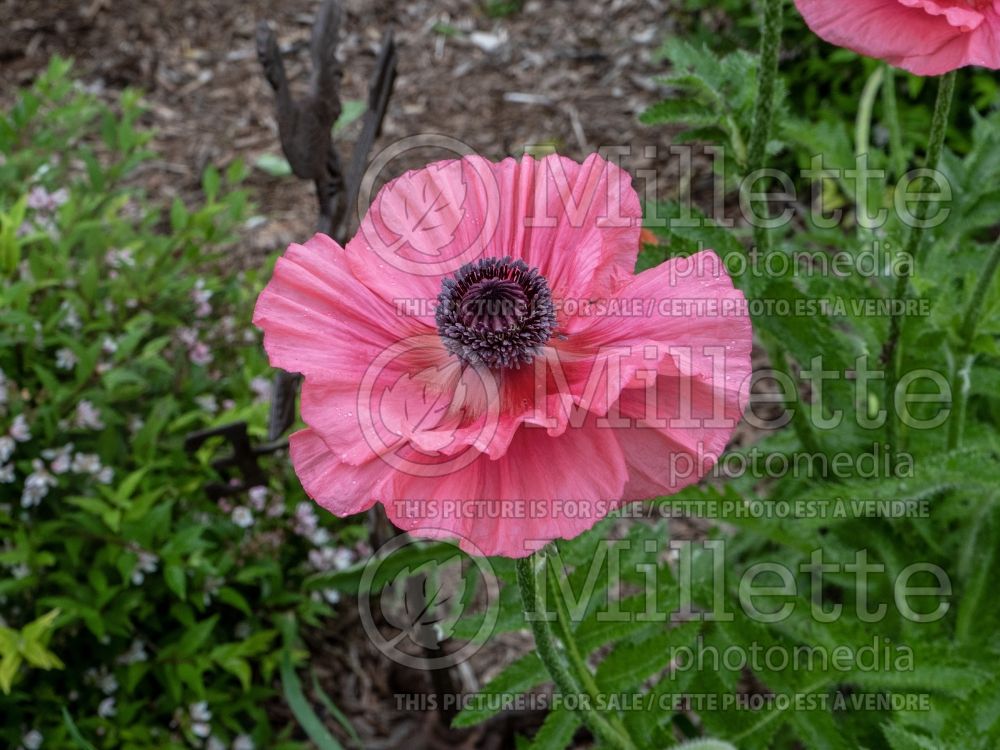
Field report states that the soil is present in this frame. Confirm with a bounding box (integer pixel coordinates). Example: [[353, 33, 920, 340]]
[[0, 0, 726, 258], [0, 1, 761, 747]]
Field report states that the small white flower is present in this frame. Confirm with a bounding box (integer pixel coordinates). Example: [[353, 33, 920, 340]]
[[42, 443, 74, 474], [293, 502, 318, 536], [97, 466, 114, 484], [321, 589, 341, 606], [177, 327, 199, 347], [101, 337, 118, 355], [205, 737, 226, 750], [21, 460, 57, 508], [74, 401, 105, 430], [230, 506, 254, 528], [0, 464, 13, 483], [128, 415, 144, 434], [249, 377, 271, 403], [27, 185, 67, 212], [21, 729, 43, 750], [192, 280, 213, 319], [98, 671, 118, 695], [0, 435, 14, 462], [105, 247, 134, 269], [233, 734, 255, 750], [59, 300, 81, 332], [195, 394, 218, 414], [55, 348, 77, 371], [71, 452, 102, 475], [189, 701, 212, 723], [11, 563, 30, 580], [116, 639, 149, 665], [192, 722, 212, 739], [132, 550, 159, 585], [310, 528, 331, 547], [10, 414, 31, 442], [189, 342, 212, 366], [247, 485, 268, 511], [97, 697, 116, 718]]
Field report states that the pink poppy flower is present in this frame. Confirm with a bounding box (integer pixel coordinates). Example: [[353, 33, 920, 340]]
[[253, 154, 752, 557], [795, 0, 1000, 76]]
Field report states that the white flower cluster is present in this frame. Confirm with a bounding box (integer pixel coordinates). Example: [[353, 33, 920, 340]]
[[131, 550, 159, 586], [85, 665, 120, 719], [192, 278, 213, 318]]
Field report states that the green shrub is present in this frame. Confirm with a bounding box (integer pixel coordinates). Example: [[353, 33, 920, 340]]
[[0, 59, 363, 750]]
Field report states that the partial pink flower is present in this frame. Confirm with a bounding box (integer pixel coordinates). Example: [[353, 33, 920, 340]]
[[795, 0, 1000, 76], [254, 154, 752, 557]]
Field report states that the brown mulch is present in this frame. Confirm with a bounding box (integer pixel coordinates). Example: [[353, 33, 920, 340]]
[[0, 0, 706, 259]]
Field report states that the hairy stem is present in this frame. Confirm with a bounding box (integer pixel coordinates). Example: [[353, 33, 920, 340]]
[[746, 0, 820, 456], [516, 553, 636, 750], [884, 70, 957, 457], [544, 548, 636, 743], [747, 0, 784, 203]]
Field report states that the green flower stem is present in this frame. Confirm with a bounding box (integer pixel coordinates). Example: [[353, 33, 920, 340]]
[[516, 553, 636, 750], [884, 70, 957, 458], [881, 64, 906, 180], [945, 350, 973, 450], [544, 548, 635, 743], [947, 236, 1000, 449], [855, 66, 885, 241], [855, 66, 884, 162], [746, 0, 821, 456], [746, 0, 784, 200]]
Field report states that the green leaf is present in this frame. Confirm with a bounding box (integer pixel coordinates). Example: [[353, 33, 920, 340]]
[[164, 563, 187, 600], [333, 100, 366, 133], [62, 707, 98, 750], [524, 707, 579, 750], [452, 652, 545, 728], [254, 153, 293, 177], [280, 649, 344, 750], [170, 197, 188, 231], [202, 165, 220, 201], [595, 621, 701, 693], [0, 652, 22, 694], [674, 741, 739, 750], [219, 656, 252, 691], [311, 669, 364, 748]]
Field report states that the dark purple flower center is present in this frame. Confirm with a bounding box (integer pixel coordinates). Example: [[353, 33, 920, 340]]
[[436, 256, 556, 369]]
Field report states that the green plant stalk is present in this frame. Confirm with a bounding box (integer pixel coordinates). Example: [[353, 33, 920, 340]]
[[516, 553, 636, 750], [747, 0, 821, 456], [884, 70, 957, 457], [947, 235, 1000, 449], [855, 66, 885, 162], [881, 64, 906, 179], [746, 0, 783, 203], [545, 549, 635, 743], [855, 66, 885, 240], [945, 350, 973, 450]]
